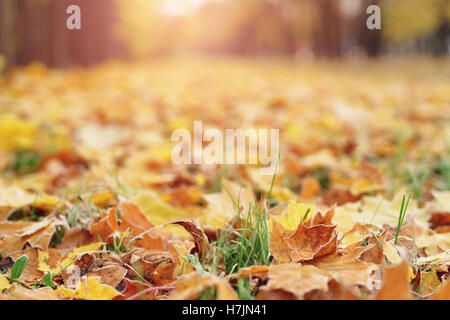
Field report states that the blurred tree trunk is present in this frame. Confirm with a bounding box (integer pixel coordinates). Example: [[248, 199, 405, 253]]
[[433, 21, 449, 55], [313, 0, 342, 57], [0, 0, 123, 68], [358, 0, 382, 57], [0, 0, 19, 66]]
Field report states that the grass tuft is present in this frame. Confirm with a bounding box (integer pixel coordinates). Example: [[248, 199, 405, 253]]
[[212, 203, 271, 276], [394, 193, 411, 245], [8, 150, 42, 176]]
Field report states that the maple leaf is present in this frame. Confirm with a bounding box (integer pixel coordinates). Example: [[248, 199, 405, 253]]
[[286, 222, 338, 263], [257, 264, 330, 299]]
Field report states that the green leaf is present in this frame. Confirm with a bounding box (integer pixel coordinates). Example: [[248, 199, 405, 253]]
[[42, 271, 55, 289], [11, 255, 29, 280]]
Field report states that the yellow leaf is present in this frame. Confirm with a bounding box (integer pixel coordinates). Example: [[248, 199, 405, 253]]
[[0, 274, 10, 291], [334, 193, 426, 230], [130, 191, 184, 226], [270, 201, 316, 231], [416, 233, 450, 256], [38, 250, 50, 272], [0, 187, 59, 210], [194, 173, 206, 186], [384, 242, 401, 265], [408, 267, 416, 282], [56, 277, 120, 300], [269, 187, 297, 203], [148, 145, 172, 162], [52, 242, 105, 274], [0, 186, 34, 208], [199, 180, 255, 229], [90, 191, 116, 207], [0, 114, 37, 151]]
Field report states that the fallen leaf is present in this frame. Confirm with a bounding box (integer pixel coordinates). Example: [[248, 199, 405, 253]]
[[169, 272, 238, 300], [375, 260, 413, 300], [118, 201, 164, 250], [269, 219, 294, 264], [52, 242, 105, 274], [0, 275, 10, 291], [271, 201, 316, 231], [113, 278, 157, 300], [286, 223, 338, 262], [56, 277, 121, 300], [199, 180, 255, 229], [6, 284, 61, 300], [310, 243, 378, 288], [87, 265, 127, 288], [431, 280, 450, 300], [168, 219, 208, 261], [258, 264, 330, 299]]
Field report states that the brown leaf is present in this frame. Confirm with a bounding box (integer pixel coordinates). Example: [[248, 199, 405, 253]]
[[55, 227, 93, 256], [118, 201, 164, 250], [89, 207, 120, 244], [142, 251, 177, 286], [310, 242, 378, 288], [119, 201, 154, 230], [5, 284, 61, 300], [257, 264, 330, 300], [286, 222, 338, 262], [256, 289, 296, 300], [169, 272, 238, 300], [169, 219, 208, 261], [169, 240, 196, 275], [429, 211, 450, 230], [236, 265, 269, 280], [323, 189, 361, 206], [434, 225, 450, 234], [300, 177, 320, 200], [303, 278, 358, 300], [0, 218, 60, 256], [87, 265, 127, 288], [375, 260, 413, 300], [431, 280, 450, 300], [358, 231, 389, 265], [307, 206, 335, 226], [113, 278, 157, 300], [131, 250, 177, 286], [269, 219, 294, 264]]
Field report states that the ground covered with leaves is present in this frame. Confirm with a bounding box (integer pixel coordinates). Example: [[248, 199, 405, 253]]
[[0, 58, 449, 300]]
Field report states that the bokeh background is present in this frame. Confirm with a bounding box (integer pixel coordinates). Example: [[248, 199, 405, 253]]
[[0, 0, 449, 68]]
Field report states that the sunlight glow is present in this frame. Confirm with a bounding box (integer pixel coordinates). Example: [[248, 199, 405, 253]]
[[160, 0, 209, 16]]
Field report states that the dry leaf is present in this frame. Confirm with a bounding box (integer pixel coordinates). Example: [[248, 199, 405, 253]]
[[168, 219, 208, 261], [258, 264, 330, 299], [286, 223, 338, 262], [375, 260, 414, 300], [56, 277, 121, 300], [169, 272, 238, 300], [431, 280, 450, 300], [6, 284, 61, 300]]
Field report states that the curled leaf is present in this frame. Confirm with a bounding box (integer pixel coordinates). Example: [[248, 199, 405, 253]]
[[286, 223, 338, 262], [168, 219, 208, 262]]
